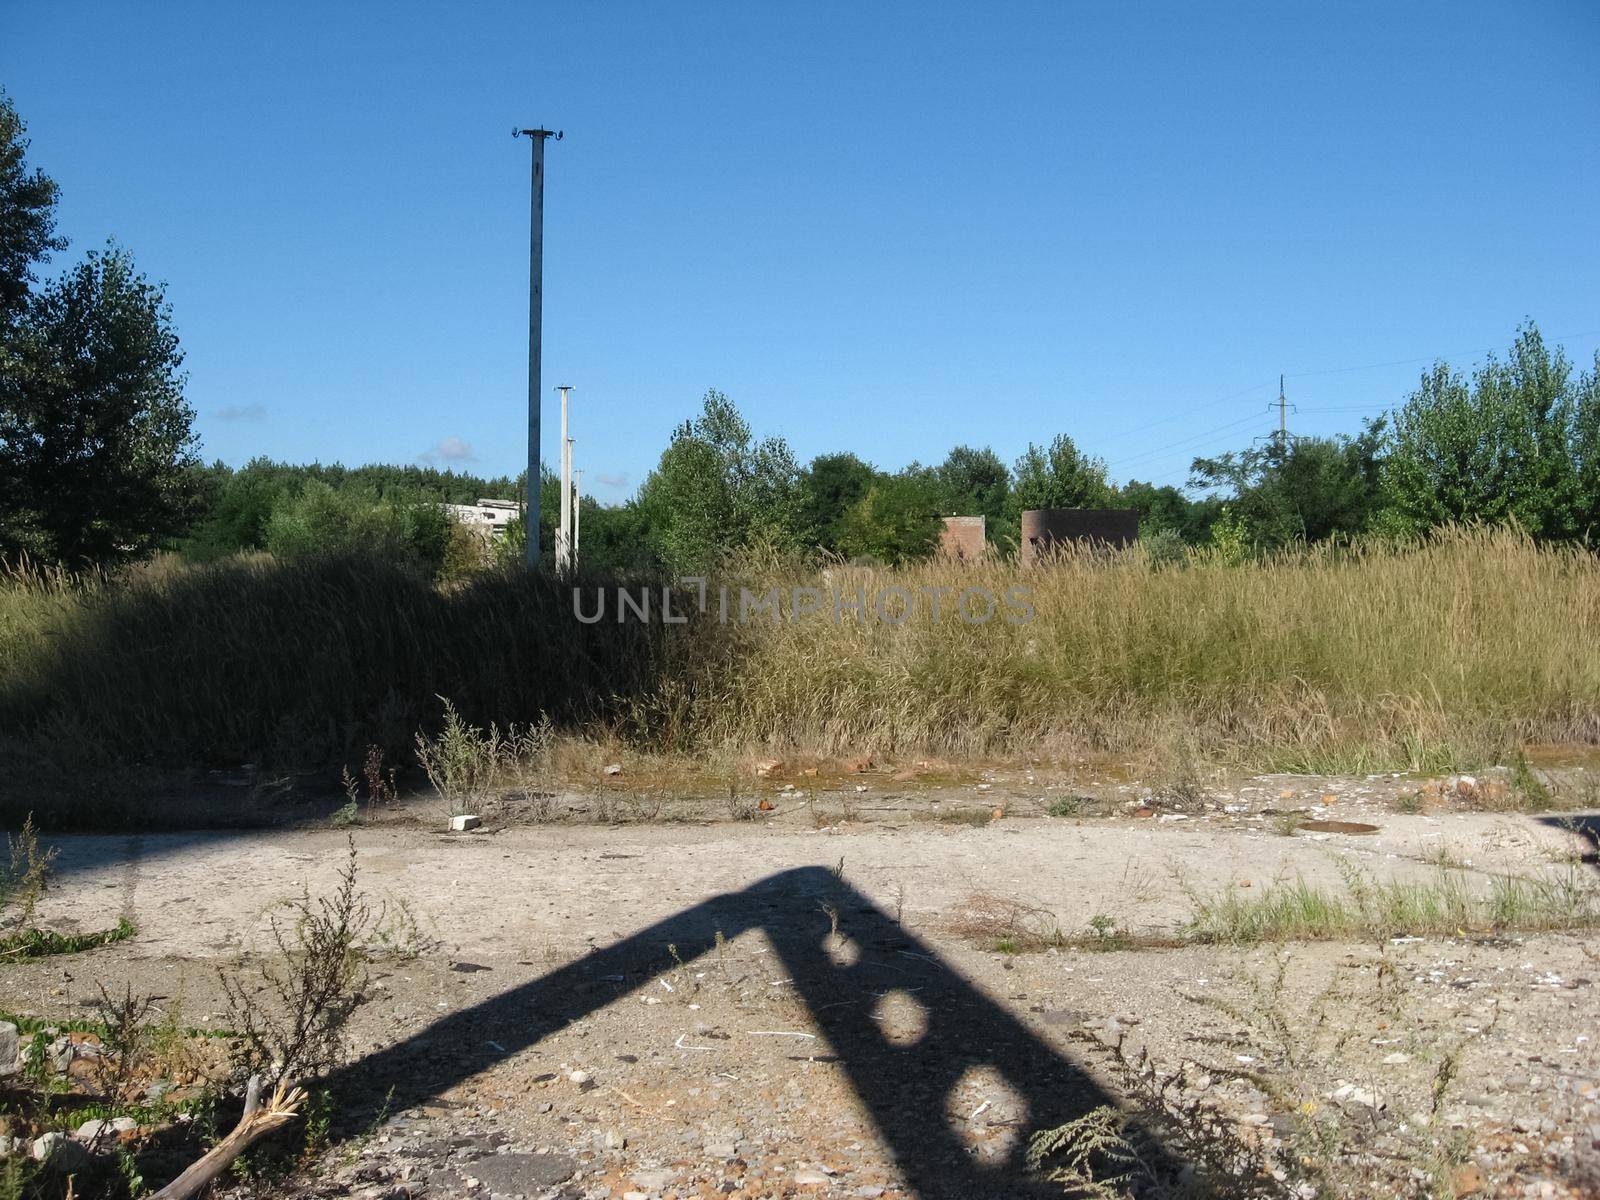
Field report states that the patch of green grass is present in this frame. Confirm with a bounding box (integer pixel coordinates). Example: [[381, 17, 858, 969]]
[[0, 916, 135, 959], [1084, 913, 1133, 951], [55, 1090, 213, 1133], [916, 807, 993, 828], [0, 1156, 40, 1200], [1422, 842, 1467, 870], [1184, 863, 1599, 946], [1509, 752, 1555, 811], [1392, 790, 1424, 814], [0, 1008, 233, 1041], [1046, 795, 1097, 818]]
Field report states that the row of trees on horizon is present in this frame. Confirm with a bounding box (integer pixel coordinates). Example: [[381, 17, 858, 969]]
[[4, 88, 1600, 578], [160, 322, 1600, 578]]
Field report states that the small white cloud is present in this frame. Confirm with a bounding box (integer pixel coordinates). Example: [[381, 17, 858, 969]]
[[595, 472, 628, 490], [215, 403, 267, 421], [422, 436, 478, 464]]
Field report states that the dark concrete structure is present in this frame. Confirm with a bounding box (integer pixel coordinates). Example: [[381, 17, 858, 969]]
[[1020, 507, 1140, 565]]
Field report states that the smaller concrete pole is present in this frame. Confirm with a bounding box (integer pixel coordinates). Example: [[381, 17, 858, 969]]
[[556, 385, 573, 572], [572, 469, 582, 569]]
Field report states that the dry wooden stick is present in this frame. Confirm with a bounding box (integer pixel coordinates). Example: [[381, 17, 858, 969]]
[[151, 1075, 306, 1200]]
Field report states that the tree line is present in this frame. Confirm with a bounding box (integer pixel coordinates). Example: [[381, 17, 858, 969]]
[[610, 327, 1600, 572], [4, 88, 1599, 578]]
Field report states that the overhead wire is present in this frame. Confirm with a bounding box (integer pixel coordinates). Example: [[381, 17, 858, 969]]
[[1092, 325, 1600, 481], [1105, 411, 1268, 471]]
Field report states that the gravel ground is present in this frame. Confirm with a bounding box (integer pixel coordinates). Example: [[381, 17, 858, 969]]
[[3, 770, 1598, 1198]]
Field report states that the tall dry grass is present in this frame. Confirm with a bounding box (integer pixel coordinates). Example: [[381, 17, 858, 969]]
[[686, 527, 1600, 770], [1, 528, 1596, 809], [0, 552, 674, 785]]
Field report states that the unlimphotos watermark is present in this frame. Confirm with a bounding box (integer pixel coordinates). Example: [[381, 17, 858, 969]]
[[573, 578, 1035, 625]]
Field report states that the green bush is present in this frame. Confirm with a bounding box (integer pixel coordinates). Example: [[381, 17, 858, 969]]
[[262, 481, 451, 575]]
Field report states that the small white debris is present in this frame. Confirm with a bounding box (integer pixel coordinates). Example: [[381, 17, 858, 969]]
[[1330, 1083, 1385, 1109]]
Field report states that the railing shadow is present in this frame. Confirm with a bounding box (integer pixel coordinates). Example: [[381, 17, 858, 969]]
[[1536, 812, 1600, 871], [322, 865, 1177, 1198]]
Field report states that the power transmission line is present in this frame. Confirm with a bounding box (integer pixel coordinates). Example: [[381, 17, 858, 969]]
[[1104, 412, 1266, 471], [1084, 325, 1600, 487], [1283, 327, 1600, 379], [1296, 404, 1389, 414], [1094, 380, 1276, 447]]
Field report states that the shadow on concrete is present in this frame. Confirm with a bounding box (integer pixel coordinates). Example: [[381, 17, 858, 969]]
[[1535, 812, 1600, 869], [322, 865, 1177, 1198]]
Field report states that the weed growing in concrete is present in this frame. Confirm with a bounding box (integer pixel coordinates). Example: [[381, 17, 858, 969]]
[[1509, 752, 1554, 810], [1085, 913, 1131, 951], [335, 744, 398, 825], [413, 698, 553, 817], [1422, 842, 1467, 870], [331, 781, 359, 827], [724, 780, 759, 821], [0, 916, 135, 959], [947, 891, 1065, 952], [221, 836, 371, 1087], [1270, 810, 1304, 837], [1045, 794, 1098, 818], [1025, 1105, 1140, 1198], [1155, 737, 1209, 812], [1165, 952, 1488, 1198], [89, 981, 156, 1109], [1046, 1030, 1283, 1199], [1, 815, 53, 927]]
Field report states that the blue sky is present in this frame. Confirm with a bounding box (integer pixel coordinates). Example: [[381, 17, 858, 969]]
[[4, 2, 1597, 500]]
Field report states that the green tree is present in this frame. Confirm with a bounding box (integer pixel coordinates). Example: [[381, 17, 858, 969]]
[[636, 390, 802, 571], [182, 458, 293, 557], [1207, 504, 1250, 565], [933, 445, 1011, 538], [183, 458, 522, 561], [263, 479, 451, 574], [798, 451, 877, 554], [1190, 426, 1383, 547], [0, 91, 64, 326], [1, 246, 198, 564], [1379, 324, 1596, 540], [1573, 358, 1600, 540], [0, 94, 198, 565], [1117, 479, 1218, 544], [1010, 434, 1113, 515], [834, 472, 941, 565]]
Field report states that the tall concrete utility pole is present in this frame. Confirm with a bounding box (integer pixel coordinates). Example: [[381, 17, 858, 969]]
[[514, 127, 561, 568], [556, 384, 573, 573]]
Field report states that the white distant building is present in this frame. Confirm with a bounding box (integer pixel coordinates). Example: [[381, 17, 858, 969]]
[[445, 498, 519, 539]]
